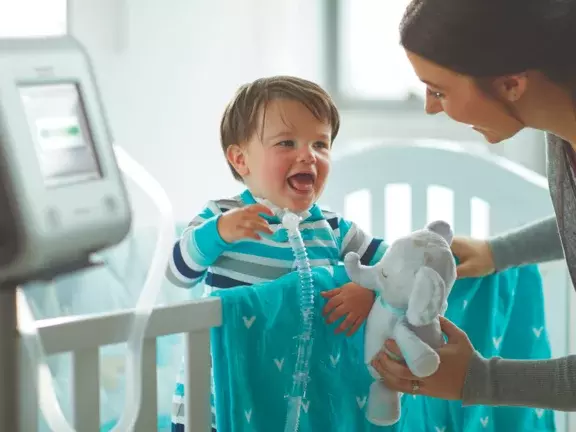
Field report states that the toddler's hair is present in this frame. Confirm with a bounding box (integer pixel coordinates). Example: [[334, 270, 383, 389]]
[[220, 76, 340, 181]]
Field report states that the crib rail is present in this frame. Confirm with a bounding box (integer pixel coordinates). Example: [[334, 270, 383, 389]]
[[20, 297, 222, 432]]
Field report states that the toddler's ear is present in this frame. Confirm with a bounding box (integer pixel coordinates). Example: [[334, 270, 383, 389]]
[[226, 144, 249, 176]]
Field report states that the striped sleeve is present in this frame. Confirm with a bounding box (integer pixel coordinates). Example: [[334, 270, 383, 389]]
[[338, 218, 387, 266], [165, 200, 232, 289]]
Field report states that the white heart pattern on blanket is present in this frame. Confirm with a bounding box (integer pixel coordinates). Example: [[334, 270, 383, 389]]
[[274, 358, 284, 371], [242, 316, 256, 329], [356, 396, 367, 409], [492, 336, 502, 349], [329, 353, 340, 367], [533, 327, 544, 338]]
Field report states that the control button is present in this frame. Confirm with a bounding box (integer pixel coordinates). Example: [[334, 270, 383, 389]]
[[46, 208, 61, 229], [104, 196, 117, 213]]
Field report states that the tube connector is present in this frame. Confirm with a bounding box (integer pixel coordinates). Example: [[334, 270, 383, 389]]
[[281, 211, 301, 233]]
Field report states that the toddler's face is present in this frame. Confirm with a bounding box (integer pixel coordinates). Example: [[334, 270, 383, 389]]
[[228, 98, 332, 213]]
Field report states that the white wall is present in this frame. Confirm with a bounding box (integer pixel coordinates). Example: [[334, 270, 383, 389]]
[[70, 0, 325, 223], [70, 0, 547, 225]]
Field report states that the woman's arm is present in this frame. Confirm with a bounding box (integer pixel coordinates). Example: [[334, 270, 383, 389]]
[[468, 216, 573, 410], [463, 351, 576, 411], [488, 216, 564, 270]]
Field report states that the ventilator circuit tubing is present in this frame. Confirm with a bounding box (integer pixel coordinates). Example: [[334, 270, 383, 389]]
[[17, 144, 175, 432], [282, 212, 316, 432]]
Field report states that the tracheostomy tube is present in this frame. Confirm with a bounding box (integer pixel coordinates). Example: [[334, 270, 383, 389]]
[[281, 211, 315, 432]]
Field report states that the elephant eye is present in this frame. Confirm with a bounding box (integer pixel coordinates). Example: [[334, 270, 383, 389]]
[[381, 270, 388, 278]]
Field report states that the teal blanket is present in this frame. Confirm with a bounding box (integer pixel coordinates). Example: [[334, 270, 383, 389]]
[[210, 264, 556, 432]]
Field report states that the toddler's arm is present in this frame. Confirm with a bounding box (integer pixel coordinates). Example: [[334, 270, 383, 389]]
[[165, 201, 231, 289], [338, 218, 387, 266]]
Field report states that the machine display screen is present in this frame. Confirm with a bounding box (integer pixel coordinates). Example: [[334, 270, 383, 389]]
[[19, 83, 101, 187]]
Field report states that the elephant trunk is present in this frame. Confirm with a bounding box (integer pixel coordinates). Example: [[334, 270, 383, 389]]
[[344, 252, 381, 292]]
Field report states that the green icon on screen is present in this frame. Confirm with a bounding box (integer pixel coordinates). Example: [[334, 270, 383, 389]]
[[40, 124, 80, 139], [67, 125, 80, 136]]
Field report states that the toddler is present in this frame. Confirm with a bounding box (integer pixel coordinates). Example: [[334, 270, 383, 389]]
[[168, 76, 387, 431]]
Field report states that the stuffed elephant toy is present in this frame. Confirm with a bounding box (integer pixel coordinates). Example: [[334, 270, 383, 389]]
[[344, 220, 457, 426]]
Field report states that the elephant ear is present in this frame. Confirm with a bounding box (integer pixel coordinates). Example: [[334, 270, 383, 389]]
[[406, 266, 447, 327]]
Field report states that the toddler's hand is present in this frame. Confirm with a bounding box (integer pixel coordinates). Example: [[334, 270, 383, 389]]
[[321, 282, 375, 336], [217, 203, 274, 243]]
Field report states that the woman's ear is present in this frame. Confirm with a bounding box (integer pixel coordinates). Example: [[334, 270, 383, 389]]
[[226, 144, 249, 177], [494, 73, 528, 102]]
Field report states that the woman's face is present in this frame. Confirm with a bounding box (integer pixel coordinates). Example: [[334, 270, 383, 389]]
[[405, 50, 525, 144]]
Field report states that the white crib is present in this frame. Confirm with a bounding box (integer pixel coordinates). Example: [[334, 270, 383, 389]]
[[20, 139, 572, 431]]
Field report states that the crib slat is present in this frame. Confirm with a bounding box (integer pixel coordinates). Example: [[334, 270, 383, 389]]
[[72, 348, 100, 431], [454, 193, 472, 236], [185, 330, 211, 432], [134, 338, 158, 431], [411, 183, 427, 231], [18, 329, 37, 431]]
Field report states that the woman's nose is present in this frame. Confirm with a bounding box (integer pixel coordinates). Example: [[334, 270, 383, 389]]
[[425, 94, 443, 115]]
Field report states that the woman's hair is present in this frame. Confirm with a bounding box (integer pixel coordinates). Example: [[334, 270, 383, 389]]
[[400, 0, 576, 91]]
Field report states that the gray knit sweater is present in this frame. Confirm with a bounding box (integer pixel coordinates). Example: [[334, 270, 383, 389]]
[[462, 134, 576, 410]]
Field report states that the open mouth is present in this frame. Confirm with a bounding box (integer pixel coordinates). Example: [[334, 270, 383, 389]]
[[287, 172, 315, 193]]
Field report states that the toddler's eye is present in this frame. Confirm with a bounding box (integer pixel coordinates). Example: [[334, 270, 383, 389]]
[[278, 140, 295, 147]]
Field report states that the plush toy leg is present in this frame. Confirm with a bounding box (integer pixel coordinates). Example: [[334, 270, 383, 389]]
[[394, 321, 440, 378], [366, 380, 400, 426]]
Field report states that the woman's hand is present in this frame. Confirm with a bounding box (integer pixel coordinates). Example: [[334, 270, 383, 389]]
[[370, 317, 475, 399], [451, 236, 496, 278]]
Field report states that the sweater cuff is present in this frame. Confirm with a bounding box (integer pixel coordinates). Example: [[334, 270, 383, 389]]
[[462, 350, 492, 406], [190, 214, 232, 266], [487, 235, 512, 272]]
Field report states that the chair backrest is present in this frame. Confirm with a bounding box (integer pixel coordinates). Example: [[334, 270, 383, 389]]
[[320, 138, 570, 359]]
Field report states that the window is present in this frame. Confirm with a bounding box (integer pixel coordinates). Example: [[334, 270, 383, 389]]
[[331, 0, 423, 103], [0, 0, 67, 38]]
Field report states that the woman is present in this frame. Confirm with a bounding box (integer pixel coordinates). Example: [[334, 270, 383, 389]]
[[371, 0, 576, 410]]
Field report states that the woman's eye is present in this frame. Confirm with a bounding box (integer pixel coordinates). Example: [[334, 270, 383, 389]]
[[427, 88, 444, 99]]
